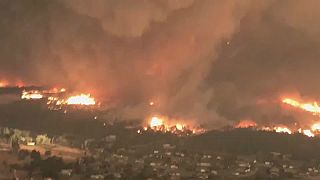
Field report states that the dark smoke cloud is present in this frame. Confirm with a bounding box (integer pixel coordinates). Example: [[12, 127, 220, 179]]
[[208, 0, 320, 126], [0, 0, 319, 128]]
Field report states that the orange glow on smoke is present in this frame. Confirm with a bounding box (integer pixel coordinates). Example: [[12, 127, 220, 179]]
[[44, 87, 66, 93], [282, 98, 320, 114], [15, 80, 25, 87], [66, 94, 96, 105], [311, 123, 320, 131], [0, 79, 25, 87], [0, 80, 9, 87]]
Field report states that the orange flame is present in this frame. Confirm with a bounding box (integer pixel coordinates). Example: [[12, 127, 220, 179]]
[[21, 90, 43, 100], [176, 123, 184, 131], [273, 126, 292, 134], [311, 123, 320, 131], [282, 98, 320, 114], [235, 119, 319, 137], [66, 94, 96, 105], [236, 120, 257, 128], [150, 116, 163, 127], [142, 115, 204, 135], [302, 129, 315, 137]]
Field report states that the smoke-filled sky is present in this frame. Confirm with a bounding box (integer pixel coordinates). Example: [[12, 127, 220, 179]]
[[1, 0, 320, 127]]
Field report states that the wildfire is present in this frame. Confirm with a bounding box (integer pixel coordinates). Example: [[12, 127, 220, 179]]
[[259, 126, 293, 134], [0, 80, 9, 87], [282, 98, 320, 114], [176, 123, 184, 131], [65, 94, 96, 105], [235, 119, 320, 137], [0, 79, 27, 87], [150, 116, 163, 127], [21, 88, 66, 101], [42, 88, 66, 94], [236, 120, 257, 128], [273, 126, 292, 134], [311, 123, 320, 131], [277, 97, 320, 137], [21, 90, 43, 100], [48, 94, 96, 107], [302, 129, 315, 137], [140, 115, 205, 135], [21, 88, 97, 108]]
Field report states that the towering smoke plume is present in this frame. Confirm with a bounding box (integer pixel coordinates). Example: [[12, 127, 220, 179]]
[[1, 0, 320, 128]]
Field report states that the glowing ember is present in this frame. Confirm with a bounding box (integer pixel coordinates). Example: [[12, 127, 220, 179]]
[[66, 94, 96, 105], [21, 90, 43, 100], [0, 80, 8, 87], [236, 120, 257, 128], [150, 116, 163, 127], [282, 98, 320, 114]]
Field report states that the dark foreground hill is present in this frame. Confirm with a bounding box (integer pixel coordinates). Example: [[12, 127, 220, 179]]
[[0, 100, 320, 161], [184, 128, 320, 160]]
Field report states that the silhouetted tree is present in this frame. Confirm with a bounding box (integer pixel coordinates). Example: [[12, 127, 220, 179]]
[[30, 150, 41, 161], [18, 149, 29, 160], [40, 156, 64, 179]]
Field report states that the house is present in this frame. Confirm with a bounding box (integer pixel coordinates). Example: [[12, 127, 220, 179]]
[[60, 169, 73, 176], [27, 142, 35, 146], [90, 174, 104, 179]]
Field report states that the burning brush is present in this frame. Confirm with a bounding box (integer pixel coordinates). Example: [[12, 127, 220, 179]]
[[21, 88, 97, 110], [138, 115, 205, 136]]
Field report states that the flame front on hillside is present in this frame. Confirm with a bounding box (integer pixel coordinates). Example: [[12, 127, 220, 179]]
[[21, 90, 43, 100], [150, 116, 163, 127], [65, 94, 96, 105], [21, 89, 97, 109], [139, 115, 205, 136], [282, 98, 320, 114]]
